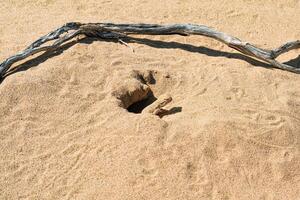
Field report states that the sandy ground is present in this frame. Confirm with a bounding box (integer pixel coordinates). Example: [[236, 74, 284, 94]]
[[0, 0, 300, 199]]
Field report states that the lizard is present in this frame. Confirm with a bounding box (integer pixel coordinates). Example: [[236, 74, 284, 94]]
[[142, 93, 173, 117]]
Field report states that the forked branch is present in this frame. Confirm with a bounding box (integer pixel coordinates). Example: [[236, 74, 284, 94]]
[[0, 22, 299, 78]]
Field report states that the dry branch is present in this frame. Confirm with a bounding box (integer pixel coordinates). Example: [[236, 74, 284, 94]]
[[0, 22, 299, 78]]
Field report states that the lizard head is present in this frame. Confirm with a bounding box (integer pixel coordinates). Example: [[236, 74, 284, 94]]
[[158, 94, 172, 107]]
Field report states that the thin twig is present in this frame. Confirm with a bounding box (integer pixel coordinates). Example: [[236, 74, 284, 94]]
[[118, 39, 135, 53], [0, 22, 299, 78]]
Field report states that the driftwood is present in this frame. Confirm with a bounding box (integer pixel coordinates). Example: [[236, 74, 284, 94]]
[[0, 22, 299, 78]]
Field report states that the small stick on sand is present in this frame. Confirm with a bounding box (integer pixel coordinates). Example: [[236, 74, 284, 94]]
[[0, 22, 299, 78], [118, 39, 135, 53]]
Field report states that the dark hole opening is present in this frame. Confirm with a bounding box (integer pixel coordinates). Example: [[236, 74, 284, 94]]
[[127, 91, 157, 113]]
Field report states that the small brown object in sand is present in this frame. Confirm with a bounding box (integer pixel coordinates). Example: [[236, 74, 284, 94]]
[[142, 93, 172, 116]]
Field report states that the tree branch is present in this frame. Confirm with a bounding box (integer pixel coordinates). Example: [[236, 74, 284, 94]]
[[0, 22, 299, 78]]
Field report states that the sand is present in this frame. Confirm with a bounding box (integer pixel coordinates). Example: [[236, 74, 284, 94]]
[[0, 0, 300, 199]]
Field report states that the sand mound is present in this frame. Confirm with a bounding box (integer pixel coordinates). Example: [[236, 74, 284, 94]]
[[0, 0, 299, 199]]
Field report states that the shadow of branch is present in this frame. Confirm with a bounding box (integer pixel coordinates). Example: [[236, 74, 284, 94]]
[[126, 37, 272, 68], [2, 35, 298, 84], [3, 39, 80, 78]]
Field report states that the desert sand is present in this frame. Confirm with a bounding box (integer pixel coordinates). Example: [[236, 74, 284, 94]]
[[0, 0, 300, 199]]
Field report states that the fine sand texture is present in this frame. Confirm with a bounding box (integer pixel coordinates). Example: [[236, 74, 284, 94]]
[[0, 0, 300, 199]]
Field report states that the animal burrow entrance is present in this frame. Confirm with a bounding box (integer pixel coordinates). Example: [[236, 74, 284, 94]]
[[111, 70, 157, 114], [127, 90, 157, 113], [112, 69, 178, 116]]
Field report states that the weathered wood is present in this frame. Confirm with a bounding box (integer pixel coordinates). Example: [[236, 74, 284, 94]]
[[0, 22, 299, 78]]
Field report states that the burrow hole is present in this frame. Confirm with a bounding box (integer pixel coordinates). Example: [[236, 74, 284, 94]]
[[127, 90, 157, 113]]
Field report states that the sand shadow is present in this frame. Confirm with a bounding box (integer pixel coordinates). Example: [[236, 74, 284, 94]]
[[126, 37, 273, 69], [3, 40, 79, 77], [0, 39, 80, 84], [127, 90, 157, 114], [1, 35, 299, 84], [159, 106, 182, 118], [284, 55, 300, 68], [80, 36, 273, 69]]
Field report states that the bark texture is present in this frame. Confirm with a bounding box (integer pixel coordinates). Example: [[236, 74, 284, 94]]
[[0, 22, 299, 77]]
